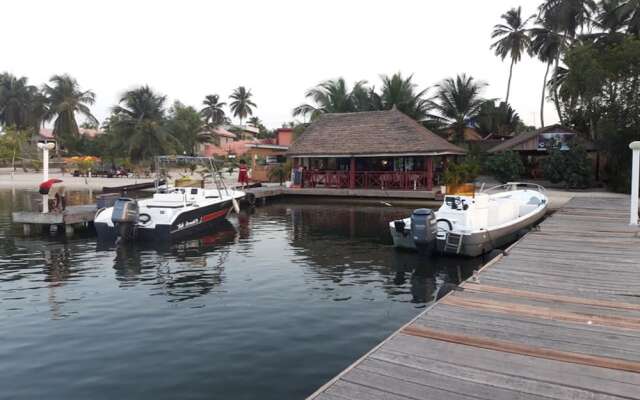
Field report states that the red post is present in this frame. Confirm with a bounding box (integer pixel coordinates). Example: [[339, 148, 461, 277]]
[[426, 156, 433, 191], [349, 157, 356, 189]]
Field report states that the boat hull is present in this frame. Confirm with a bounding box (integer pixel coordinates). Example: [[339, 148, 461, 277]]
[[390, 204, 547, 257], [96, 199, 234, 242]]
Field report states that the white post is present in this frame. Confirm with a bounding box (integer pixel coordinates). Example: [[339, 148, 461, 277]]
[[630, 141, 640, 225], [41, 145, 49, 214]]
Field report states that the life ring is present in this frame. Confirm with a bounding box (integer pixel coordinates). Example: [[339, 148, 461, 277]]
[[138, 213, 151, 224]]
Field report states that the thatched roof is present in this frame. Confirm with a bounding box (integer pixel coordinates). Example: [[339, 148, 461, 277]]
[[488, 124, 595, 153], [287, 109, 466, 157]]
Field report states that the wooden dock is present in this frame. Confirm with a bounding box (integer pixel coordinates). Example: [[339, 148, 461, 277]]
[[12, 204, 97, 236], [308, 196, 640, 400]]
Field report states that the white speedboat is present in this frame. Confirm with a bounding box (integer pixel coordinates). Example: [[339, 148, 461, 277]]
[[95, 156, 244, 242], [389, 183, 548, 257]]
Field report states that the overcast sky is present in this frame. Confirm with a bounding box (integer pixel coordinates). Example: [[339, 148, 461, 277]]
[[1, 0, 556, 129]]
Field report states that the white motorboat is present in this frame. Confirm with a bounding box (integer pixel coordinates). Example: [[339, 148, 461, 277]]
[[389, 183, 548, 257], [95, 156, 244, 242]]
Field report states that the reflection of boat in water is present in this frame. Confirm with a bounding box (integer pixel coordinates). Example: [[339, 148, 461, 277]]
[[95, 156, 244, 243], [109, 219, 238, 302], [389, 183, 548, 257]]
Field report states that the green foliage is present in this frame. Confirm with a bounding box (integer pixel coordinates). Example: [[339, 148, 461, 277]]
[[267, 163, 289, 185], [43, 74, 97, 149], [485, 151, 525, 183], [443, 160, 480, 186], [200, 94, 227, 127], [543, 144, 593, 189], [476, 101, 529, 135], [430, 74, 489, 142], [229, 86, 256, 125], [0, 127, 28, 171], [108, 86, 178, 162], [166, 101, 204, 155]]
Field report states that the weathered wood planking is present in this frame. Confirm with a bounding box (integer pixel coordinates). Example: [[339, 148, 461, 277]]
[[307, 197, 640, 400], [12, 204, 97, 225]]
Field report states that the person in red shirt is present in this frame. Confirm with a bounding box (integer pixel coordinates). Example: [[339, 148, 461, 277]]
[[238, 160, 249, 189]]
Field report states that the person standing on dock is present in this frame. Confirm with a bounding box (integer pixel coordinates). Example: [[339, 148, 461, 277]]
[[238, 160, 249, 189]]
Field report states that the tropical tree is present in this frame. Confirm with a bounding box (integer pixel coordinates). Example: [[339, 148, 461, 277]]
[[379, 73, 432, 120], [538, 0, 598, 122], [429, 74, 489, 142], [476, 101, 524, 136], [0, 127, 28, 177], [612, 0, 640, 36], [43, 74, 97, 148], [109, 86, 177, 162], [530, 19, 565, 126], [491, 7, 535, 104], [229, 86, 256, 126], [293, 78, 372, 120], [200, 94, 227, 127], [166, 101, 205, 156], [0, 73, 40, 131]]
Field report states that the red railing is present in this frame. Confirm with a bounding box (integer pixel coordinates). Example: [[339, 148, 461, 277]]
[[302, 171, 432, 190]]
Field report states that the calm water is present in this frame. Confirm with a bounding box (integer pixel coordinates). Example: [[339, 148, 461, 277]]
[[0, 189, 489, 400]]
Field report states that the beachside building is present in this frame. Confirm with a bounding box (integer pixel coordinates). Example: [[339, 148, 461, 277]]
[[245, 128, 292, 182], [287, 109, 466, 191], [488, 124, 598, 178]]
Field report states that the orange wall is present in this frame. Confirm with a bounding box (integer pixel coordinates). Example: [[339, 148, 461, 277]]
[[276, 129, 293, 146]]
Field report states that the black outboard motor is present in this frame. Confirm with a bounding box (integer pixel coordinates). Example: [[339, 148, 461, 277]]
[[411, 208, 437, 256], [111, 197, 139, 241]]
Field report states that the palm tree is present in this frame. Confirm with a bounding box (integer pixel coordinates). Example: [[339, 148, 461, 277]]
[[200, 94, 227, 127], [110, 86, 177, 162], [379, 73, 431, 120], [530, 19, 565, 126], [43, 74, 97, 146], [293, 78, 373, 120], [247, 116, 262, 127], [612, 0, 640, 37], [0, 73, 39, 130], [429, 74, 489, 142], [539, 0, 597, 123], [229, 86, 256, 126], [491, 7, 535, 104]]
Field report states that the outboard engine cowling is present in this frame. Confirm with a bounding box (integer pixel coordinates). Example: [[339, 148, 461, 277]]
[[411, 208, 437, 255], [111, 197, 139, 240]]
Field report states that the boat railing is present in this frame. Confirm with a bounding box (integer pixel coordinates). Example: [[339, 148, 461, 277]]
[[481, 182, 546, 194]]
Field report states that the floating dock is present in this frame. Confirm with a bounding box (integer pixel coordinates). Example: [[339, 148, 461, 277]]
[[12, 205, 97, 236], [308, 196, 640, 400]]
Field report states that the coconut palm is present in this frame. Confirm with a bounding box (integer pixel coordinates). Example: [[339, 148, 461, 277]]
[[229, 86, 256, 126], [110, 86, 177, 162], [200, 94, 227, 127], [491, 7, 535, 104], [43, 74, 97, 145], [539, 0, 597, 38], [293, 78, 372, 120], [429, 74, 489, 142], [530, 19, 565, 126], [379, 73, 431, 120], [0, 73, 39, 130], [611, 0, 640, 36]]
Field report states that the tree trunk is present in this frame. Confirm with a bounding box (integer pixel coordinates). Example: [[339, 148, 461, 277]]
[[552, 56, 563, 125], [505, 59, 515, 104], [540, 62, 551, 128]]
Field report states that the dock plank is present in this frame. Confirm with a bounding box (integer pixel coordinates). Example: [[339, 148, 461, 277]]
[[307, 197, 640, 399]]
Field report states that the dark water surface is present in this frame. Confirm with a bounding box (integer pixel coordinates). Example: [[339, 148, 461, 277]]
[[0, 189, 489, 400]]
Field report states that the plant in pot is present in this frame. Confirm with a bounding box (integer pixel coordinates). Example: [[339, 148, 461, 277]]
[[442, 160, 480, 195]]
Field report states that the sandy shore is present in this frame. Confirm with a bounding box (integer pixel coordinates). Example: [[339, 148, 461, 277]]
[[0, 169, 239, 191]]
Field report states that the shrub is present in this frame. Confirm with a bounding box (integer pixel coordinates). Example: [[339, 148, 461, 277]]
[[485, 151, 524, 183], [543, 145, 592, 189], [443, 160, 480, 186]]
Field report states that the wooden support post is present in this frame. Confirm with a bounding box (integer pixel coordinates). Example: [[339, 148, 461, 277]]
[[65, 224, 74, 237], [426, 156, 434, 191], [630, 141, 640, 225], [349, 157, 356, 189]]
